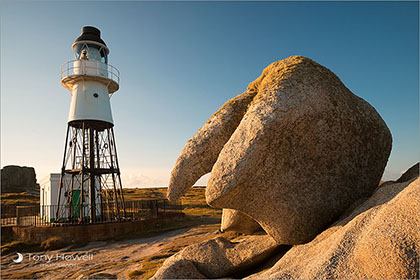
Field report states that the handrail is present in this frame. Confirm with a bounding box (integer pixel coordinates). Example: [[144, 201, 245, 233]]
[[61, 60, 120, 85]]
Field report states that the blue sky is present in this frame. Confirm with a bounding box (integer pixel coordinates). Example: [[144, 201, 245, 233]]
[[1, 1, 418, 186]]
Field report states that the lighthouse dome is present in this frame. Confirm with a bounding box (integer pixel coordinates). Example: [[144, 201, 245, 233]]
[[72, 26, 109, 62], [75, 26, 106, 46]]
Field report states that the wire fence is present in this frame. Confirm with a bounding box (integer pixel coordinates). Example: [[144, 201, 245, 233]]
[[1, 199, 182, 227]]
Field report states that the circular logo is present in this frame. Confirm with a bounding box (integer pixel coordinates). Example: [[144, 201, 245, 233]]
[[13, 252, 23, 263]]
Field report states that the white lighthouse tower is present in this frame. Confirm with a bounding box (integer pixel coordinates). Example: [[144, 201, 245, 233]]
[[57, 26, 125, 222]]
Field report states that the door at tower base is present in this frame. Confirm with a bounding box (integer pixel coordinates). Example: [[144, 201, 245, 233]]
[[40, 173, 101, 223]]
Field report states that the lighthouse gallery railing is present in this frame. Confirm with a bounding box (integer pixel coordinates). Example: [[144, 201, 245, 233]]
[[61, 60, 120, 85]]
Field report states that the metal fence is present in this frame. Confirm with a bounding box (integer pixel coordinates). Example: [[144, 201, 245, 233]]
[[1, 199, 182, 227], [61, 60, 120, 85]]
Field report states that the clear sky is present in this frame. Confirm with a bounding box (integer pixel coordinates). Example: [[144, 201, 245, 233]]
[[1, 1, 418, 187]]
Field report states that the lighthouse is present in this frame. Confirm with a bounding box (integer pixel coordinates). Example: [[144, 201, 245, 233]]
[[56, 26, 125, 222]]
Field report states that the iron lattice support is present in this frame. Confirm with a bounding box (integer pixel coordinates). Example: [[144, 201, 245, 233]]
[[56, 123, 126, 223]]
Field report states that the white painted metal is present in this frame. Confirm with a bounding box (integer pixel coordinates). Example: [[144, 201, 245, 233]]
[[61, 42, 119, 125], [60, 60, 119, 93], [40, 174, 101, 222], [73, 60, 107, 77], [68, 80, 114, 124], [40, 174, 67, 222]]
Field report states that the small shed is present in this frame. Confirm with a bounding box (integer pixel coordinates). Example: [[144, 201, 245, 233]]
[[40, 173, 102, 222]]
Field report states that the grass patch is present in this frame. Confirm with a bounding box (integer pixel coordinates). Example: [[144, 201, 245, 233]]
[[123, 188, 167, 201], [127, 224, 245, 279], [128, 270, 145, 278], [1, 240, 42, 255], [2, 237, 80, 255], [1, 192, 39, 206], [3, 186, 225, 279], [117, 215, 203, 241], [147, 253, 173, 261], [124, 186, 222, 218], [128, 258, 166, 279], [118, 186, 222, 241], [41, 236, 72, 250], [122, 186, 226, 278]]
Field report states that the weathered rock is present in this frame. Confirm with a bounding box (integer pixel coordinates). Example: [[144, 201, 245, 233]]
[[247, 178, 419, 279], [206, 56, 392, 244], [1, 165, 37, 193], [151, 259, 206, 279], [221, 209, 262, 234], [396, 162, 419, 183], [152, 234, 278, 279], [77, 272, 117, 279], [167, 90, 257, 201]]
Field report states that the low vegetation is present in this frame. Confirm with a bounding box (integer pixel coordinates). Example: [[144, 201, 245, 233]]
[[2, 186, 225, 279], [1, 240, 42, 255], [127, 224, 243, 279], [123, 186, 222, 218], [1, 192, 39, 206], [2, 237, 75, 255], [41, 236, 72, 250]]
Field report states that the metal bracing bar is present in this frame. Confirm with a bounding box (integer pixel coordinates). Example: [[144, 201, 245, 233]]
[[80, 123, 86, 222], [69, 127, 79, 220], [56, 126, 70, 219], [95, 130, 104, 221], [89, 128, 96, 223], [107, 128, 121, 220], [111, 128, 126, 216], [56, 123, 125, 223]]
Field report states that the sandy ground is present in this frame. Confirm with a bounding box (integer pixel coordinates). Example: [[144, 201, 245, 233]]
[[1, 225, 219, 279]]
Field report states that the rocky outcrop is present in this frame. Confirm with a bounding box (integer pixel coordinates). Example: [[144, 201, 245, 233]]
[[221, 209, 262, 234], [206, 56, 392, 244], [152, 234, 279, 279], [76, 273, 117, 280], [84, 273, 117, 280], [247, 178, 419, 279], [152, 259, 206, 279], [1, 165, 37, 193], [158, 56, 416, 279], [167, 90, 257, 201], [396, 162, 419, 183]]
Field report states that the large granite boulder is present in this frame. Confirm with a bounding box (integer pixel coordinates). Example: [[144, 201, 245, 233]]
[[247, 178, 419, 279], [221, 209, 262, 234], [152, 259, 206, 279], [1, 165, 37, 193], [206, 56, 392, 244], [396, 162, 419, 183], [152, 234, 279, 279]]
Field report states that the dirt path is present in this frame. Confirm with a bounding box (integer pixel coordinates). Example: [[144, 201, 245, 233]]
[[1, 224, 220, 279]]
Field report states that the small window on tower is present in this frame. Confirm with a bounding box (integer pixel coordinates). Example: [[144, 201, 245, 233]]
[[93, 93, 99, 98]]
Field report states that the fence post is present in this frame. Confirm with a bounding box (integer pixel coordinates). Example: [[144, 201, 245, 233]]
[[16, 206, 22, 226]]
